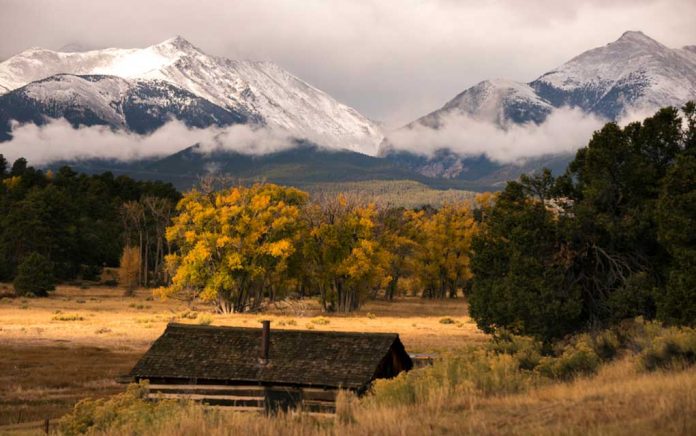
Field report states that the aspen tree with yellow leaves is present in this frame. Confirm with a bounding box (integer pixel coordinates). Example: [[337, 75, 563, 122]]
[[161, 184, 308, 313], [301, 194, 390, 312], [406, 202, 478, 299]]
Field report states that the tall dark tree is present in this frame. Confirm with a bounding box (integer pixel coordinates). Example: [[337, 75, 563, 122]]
[[656, 151, 696, 324], [468, 180, 583, 341], [13, 252, 56, 297], [0, 154, 7, 179]]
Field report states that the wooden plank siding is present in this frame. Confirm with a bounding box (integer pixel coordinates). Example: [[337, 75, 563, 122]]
[[146, 384, 337, 413]]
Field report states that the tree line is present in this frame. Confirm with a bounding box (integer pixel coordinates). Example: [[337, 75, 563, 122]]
[[0, 157, 180, 291], [158, 184, 480, 313], [161, 102, 696, 340], [3, 102, 694, 341]]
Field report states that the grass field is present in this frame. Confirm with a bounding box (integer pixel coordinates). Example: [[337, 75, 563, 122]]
[[0, 285, 485, 428], [1, 285, 695, 435]]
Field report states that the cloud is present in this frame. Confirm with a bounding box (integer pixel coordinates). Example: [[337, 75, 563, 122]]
[[386, 108, 606, 164], [1, 0, 694, 126], [0, 119, 296, 165]]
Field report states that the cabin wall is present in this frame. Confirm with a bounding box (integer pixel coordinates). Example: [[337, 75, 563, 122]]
[[145, 383, 338, 413]]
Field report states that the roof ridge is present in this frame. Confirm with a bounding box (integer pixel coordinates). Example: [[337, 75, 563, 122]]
[[165, 322, 399, 337]]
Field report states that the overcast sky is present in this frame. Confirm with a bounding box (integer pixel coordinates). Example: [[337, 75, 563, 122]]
[[1, 0, 695, 127]]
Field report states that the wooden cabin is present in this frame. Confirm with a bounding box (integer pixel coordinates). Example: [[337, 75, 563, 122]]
[[126, 321, 412, 413]]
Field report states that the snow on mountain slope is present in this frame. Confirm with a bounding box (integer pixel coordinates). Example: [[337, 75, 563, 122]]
[[384, 31, 696, 181], [531, 31, 696, 119], [0, 37, 383, 155], [402, 31, 696, 133], [0, 74, 248, 141], [411, 79, 554, 128]]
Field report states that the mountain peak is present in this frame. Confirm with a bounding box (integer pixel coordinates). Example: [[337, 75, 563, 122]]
[[155, 36, 201, 53], [615, 30, 661, 46]]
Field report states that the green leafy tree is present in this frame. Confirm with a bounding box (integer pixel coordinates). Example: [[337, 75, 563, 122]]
[[13, 252, 56, 297]]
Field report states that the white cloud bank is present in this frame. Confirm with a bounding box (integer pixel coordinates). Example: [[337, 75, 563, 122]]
[[0, 119, 296, 165], [386, 107, 607, 164], [1, 106, 653, 167]]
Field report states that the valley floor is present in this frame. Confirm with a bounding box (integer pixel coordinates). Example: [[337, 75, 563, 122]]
[[0, 285, 483, 428], [1, 285, 694, 435]]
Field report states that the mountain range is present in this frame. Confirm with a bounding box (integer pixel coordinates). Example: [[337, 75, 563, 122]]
[[0, 31, 694, 191]]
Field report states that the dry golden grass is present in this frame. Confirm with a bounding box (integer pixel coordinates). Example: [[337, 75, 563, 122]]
[[0, 345, 139, 427], [60, 358, 695, 436], [0, 284, 485, 428], [4, 285, 695, 435], [0, 285, 485, 352]]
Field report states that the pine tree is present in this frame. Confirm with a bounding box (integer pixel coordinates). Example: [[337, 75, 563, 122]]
[[13, 253, 55, 297]]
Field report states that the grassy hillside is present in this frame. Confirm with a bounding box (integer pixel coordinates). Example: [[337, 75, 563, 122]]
[[62, 145, 507, 192], [303, 180, 475, 208]]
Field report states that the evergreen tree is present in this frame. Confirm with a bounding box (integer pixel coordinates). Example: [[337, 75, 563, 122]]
[[467, 181, 583, 341], [13, 253, 56, 297], [656, 152, 696, 325]]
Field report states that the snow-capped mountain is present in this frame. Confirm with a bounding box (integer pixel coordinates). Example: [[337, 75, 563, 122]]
[[411, 79, 554, 128], [0, 74, 248, 140], [406, 31, 696, 130], [0, 36, 383, 154], [531, 31, 696, 119], [385, 31, 696, 181]]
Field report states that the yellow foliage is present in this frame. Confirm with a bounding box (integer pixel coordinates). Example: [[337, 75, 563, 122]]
[[406, 202, 478, 298], [165, 184, 308, 311]]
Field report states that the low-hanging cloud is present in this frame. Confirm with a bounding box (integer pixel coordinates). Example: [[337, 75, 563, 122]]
[[385, 107, 607, 164], [0, 119, 297, 166]]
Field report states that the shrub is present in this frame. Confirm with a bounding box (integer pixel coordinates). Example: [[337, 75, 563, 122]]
[[197, 314, 213, 326], [177, 310, 198, 320], [58, 382, 183, 435], [311, 316, 330, 325], [589, 330, 622, 360], [53, 314, 85, 321], [81, 264, 102, 281], [488, 330, 543, 370], [13, 253, 55, 297], [536, 337, 600, 380], [439, 317, 455, 324], [370, 347, 534, 407], [640, 326, 696, 371]]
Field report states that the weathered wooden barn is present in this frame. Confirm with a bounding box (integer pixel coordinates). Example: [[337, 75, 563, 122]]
[[126, 321, 412, 413]]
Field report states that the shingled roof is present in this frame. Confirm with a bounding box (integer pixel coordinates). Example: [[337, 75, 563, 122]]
[[129, 323, 412, 391]]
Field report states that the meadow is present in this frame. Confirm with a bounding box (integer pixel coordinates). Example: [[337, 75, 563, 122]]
[[1, 284, 695, 435], [0, 284, 484, 430]]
